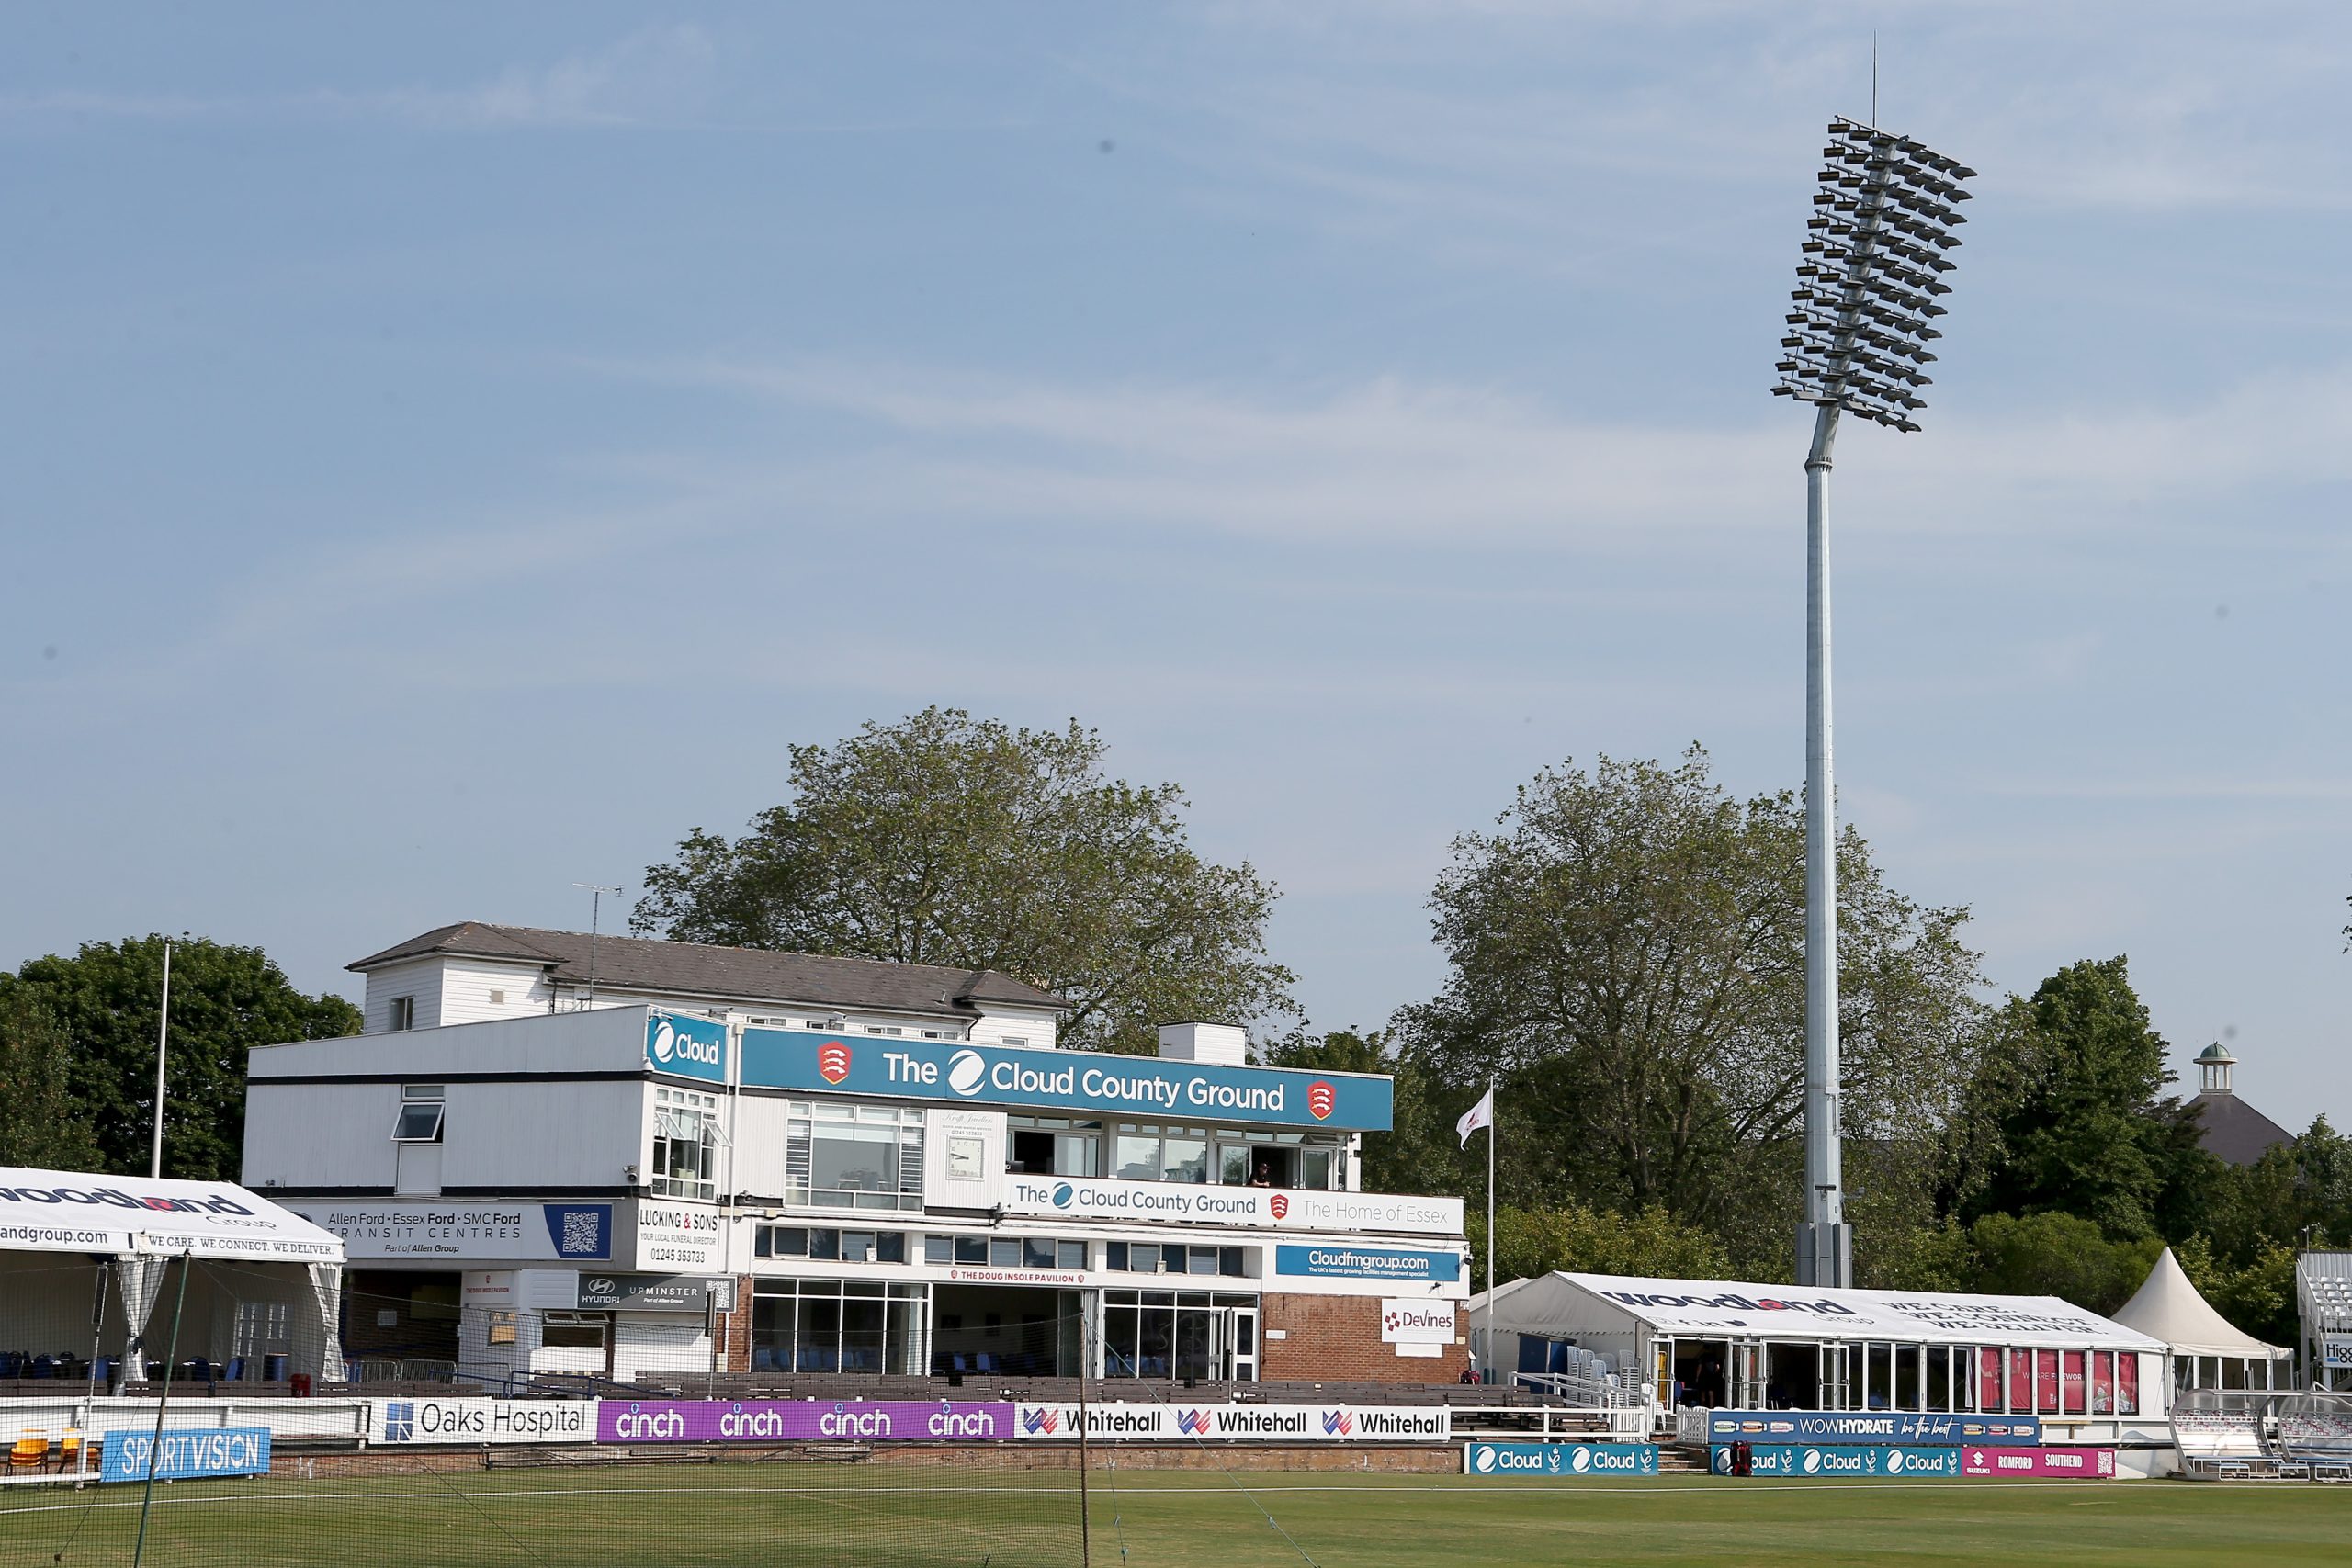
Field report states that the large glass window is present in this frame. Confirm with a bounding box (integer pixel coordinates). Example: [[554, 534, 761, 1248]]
[[751, 1279, 929, 1375], [786, 1102, 925, 1211], [1098, 1289, 1258, 1381], [1007, 1117, 1101, 1177], [755, 1226, 906, 1264], [1106, 1242, 1246, 1279], [1112, 1124, 1211, 1184], [652, 1089, 719, 1200]]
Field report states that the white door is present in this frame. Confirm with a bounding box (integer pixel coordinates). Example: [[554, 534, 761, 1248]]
[[1226, 1306, 1258, 1382]]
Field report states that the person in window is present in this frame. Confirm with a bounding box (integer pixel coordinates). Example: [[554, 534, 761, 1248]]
[[1250, 1159, 1275, 1188]]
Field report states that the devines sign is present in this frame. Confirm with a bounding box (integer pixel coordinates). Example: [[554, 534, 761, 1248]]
[[1012, 1404, 1450, 1442], [738, 1029, 1393, 1131]]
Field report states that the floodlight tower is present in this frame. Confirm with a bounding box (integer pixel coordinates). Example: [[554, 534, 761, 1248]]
[[1773, 117, 1975, 1288]]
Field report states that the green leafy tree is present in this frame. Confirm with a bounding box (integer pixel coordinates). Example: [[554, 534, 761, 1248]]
[[1474, 1201, 1733, 1287], [1397, 747, 1985, 1275], [1951, 957, 2209, 1238], [1257, 1026, 1449, 1201], [1966, 1212, 2162, 1315], [0, 936, 361, 1180], [635, 708, 1296, 1055], [0, 991, 102, 1168]]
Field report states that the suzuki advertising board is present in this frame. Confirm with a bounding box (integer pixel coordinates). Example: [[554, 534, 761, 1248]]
[[1961, 1446, 2115, 1478], [645, 1013, 727, 1084], [375, 1400, 595, 1446], [1706, 1410, 2041, 1447], [1713, 1445, 1962, 1478], [739, 1028, 1392, 1131], [596, 1401, 1016, 1443], [1001, 1175, 1461, 1237], [1013, 1404, 1450, 1442], [101, 1428, 272, 1483], [1464, 1442, 1659, 1478]]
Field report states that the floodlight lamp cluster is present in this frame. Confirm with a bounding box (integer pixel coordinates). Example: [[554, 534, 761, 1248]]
[[1772, 117, 1975, 433]]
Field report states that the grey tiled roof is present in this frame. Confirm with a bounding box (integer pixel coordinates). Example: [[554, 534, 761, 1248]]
[[2186, 1091, 2294, 1168], [347, 922, 1068, 1019]]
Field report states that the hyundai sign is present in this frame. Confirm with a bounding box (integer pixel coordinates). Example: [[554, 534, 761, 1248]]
[[646, 1013, 727, 1083], [1464, 1442, 1659, 1478], [740, 1028, 1392, 1130]]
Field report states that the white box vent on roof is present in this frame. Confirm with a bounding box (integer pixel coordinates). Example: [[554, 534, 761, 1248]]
[[1157, 1022, 1248, 1066]]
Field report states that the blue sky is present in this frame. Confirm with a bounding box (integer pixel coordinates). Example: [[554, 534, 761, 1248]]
[[5, 5, 2347, 1125]]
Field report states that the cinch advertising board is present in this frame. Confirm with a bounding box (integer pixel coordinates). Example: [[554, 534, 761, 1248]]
[[1706, 1411, 2041, 1447], [646, 1013, 727, 1083], [1001, 1176, 1462, 1237], [738, 1029, 1393, 1131], [1013, 1404, 1449, 1442], [1464, 1442, 1659, 1478], [376, 1400, 595, 1445], [1961, 1446, 2115, 1478], [101, 1428, 272, 1483], [597, 1401, 1017, 1443], [1274, 1244, 1461, 1282], [1713, 1445, 1962, 1478]]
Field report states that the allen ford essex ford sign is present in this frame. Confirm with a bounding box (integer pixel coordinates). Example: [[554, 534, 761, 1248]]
[[1002, 1176, 1460, 1236], [738, 1029, 1391, 1130]]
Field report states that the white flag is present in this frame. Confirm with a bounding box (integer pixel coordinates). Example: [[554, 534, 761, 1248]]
[[1456, 1086, 1495, 1148]]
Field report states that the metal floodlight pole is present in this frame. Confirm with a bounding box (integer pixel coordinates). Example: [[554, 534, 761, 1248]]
[[150, 931, 187, 1179], [1773, 115, 1976, 1288], [574, 883, 624, 1008]]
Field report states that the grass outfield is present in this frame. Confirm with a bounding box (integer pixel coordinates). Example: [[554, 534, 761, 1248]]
[[3, 1463, 2351, 1567]]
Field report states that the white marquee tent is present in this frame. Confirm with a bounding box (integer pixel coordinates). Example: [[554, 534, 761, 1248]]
[[2109, 1247, 2292, 1393], [0, 1166, 345, 1387]]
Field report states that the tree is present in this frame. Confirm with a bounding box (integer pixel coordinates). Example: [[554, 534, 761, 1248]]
[[1951, 957, 2209, 1239], [0, 991, 101, 1169], [1966, 1212, 2161, 1315], [1476, 1201, 1732, 1287], [0, 936, 361, 1180], [1396, 747, 1986, 1275], [634, 708, 1296, 1055]]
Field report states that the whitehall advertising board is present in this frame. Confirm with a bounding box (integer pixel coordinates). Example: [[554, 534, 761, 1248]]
[[1013, 1404, 1450, 1442], [1001, 1176, 1460, 1237], [739, 1029, 1393, 1131]]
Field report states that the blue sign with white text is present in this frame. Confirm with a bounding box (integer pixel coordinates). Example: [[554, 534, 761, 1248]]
[[646, 1013, 727, 1083], [101, 1427, 272, 1483], [1465, 1442, 1659, 1478], [1712, 1444, 1961, 1478], [1706, 1410, 2040, 1447], [739, 1028, 1393, 1130], [1274, 1244, 1460, 1281]]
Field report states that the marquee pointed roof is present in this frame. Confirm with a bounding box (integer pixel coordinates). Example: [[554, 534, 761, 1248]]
[[2109, 1247, 2285, 1359]]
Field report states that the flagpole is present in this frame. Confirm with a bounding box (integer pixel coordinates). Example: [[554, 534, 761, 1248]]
[[1484, 1073, 1495, 1387]]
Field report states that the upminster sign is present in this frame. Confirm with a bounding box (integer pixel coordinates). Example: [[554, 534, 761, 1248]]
[[1001, 1177, 1460, 1237], [739, 1029, 1393, 1131]]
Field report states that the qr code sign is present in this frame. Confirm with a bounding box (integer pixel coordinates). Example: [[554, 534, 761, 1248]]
[[562, 1212, 602, 1255]]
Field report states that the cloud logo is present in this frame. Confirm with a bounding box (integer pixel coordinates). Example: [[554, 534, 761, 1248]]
[[947, 1050, 987, 1096], [1802, 1449, 1823, 1475], [1051, 1183, 1075, 1209], [650, 1023, 676, 1063], [1886, 1450, 1905, 1474], [1472, 1446, 1498, 1473], [1712, 1447, 1733, 1474], [1569, 1446, 1593, 1473]]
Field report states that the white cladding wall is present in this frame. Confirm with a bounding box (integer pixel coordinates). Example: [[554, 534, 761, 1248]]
[[245, 1079, 647, 1191]]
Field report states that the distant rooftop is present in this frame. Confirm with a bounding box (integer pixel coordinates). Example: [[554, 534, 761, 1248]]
[[2187, 1039, 2292, 1168], [349, 921, 1068, 1021]]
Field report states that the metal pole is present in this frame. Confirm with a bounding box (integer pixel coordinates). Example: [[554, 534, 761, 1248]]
[[1485, 1075, 1496, 1385], [1797, 401, 1851, 1289], [149, 938, 173, 1179], [131, 1251, 194, 1568]]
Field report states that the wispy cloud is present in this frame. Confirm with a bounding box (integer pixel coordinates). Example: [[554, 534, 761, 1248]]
[[0, 26, 718, 131]]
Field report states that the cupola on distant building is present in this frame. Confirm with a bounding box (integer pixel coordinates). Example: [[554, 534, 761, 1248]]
[[2185, 1042, 2292, 1168]]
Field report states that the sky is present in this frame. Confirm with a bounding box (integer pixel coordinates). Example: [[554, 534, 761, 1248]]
[[4, 4, 2347, 1125]]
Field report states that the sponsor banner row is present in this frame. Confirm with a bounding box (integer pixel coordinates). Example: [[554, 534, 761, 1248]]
[[1712, 1444, 2117, 1479], [1464, 1442, 1659, 1478], [368, 1399, 1457, 1448], [1706, 1410, 2041, 1447], [100, 1428, 273, 1483], [1716, 1445, 1962, 1478], [1013, 1403, 1449, 1441]]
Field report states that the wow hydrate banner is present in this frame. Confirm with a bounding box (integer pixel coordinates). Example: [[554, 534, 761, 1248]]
[[598, 1401, 1017, 1443], [1714, 1444, 1962, 1478], [740, 1028, 1393, 1131], [1464, 1442, 1660, 1478], [1707, 1410, 2041, 1447], [101, 1427, 272, 1483]]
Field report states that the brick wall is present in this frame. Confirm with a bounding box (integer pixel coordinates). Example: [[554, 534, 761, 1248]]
[[1257, 1294, 1465, 1384]]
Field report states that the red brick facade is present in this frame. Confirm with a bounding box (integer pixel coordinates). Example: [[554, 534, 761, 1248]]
[[1257, 1293, 1465, 1384]]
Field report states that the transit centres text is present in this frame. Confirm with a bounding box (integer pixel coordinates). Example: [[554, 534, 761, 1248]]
[[880, 1051, 1286, 1113]]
